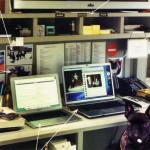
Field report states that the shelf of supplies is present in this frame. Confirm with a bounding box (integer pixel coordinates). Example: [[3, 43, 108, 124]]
[[0, 33, 148, 44], [2, 12, 150, 19], [0, 12, 150, 43]]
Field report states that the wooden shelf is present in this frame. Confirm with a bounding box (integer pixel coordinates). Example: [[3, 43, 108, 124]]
[[1, 33, 149, 44]]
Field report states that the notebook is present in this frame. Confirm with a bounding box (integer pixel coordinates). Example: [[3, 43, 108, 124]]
[[62, 63, 125, 118], [10, 74, 81, 128]]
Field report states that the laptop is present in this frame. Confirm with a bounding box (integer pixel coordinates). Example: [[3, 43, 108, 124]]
[[10, 74, 81, 128], [62, 63, 126, 118]]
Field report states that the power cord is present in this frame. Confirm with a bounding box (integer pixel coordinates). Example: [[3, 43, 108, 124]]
[[106, 126, 120, 150]]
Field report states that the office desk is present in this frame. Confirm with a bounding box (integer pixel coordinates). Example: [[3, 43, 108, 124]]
[[0, 113, 127, 150]]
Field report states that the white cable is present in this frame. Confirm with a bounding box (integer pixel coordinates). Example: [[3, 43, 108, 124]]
[[121, 52, 128, 60], [0, 70, 11, 73], [36, 124, 41, 150], [145, 34, 149, 40], [0, 11, 11, 45], [91, 0, 110, 14], [40, 110, 78, 150]]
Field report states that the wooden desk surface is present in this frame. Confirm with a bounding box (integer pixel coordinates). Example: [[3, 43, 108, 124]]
[[0, 113, 127, 146]]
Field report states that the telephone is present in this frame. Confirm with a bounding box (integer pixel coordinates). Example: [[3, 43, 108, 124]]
[[113, 76, 149, 96]]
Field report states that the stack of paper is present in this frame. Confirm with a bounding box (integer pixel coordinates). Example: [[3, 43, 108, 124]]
[[0, 107, 25, 129], [124, 25, 143, 33], [83, 26, 93, 35], [100, 29, 111, 34], [92, 25, 100, 35], [83, 25, 100, 35]]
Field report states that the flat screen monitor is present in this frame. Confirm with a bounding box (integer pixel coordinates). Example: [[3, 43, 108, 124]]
[[11, 0, 150, 12], [62, 63, 115, 105], [11, 74, 62, 115]]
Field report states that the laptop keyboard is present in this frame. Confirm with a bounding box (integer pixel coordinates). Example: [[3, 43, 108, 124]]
[[71, 100, 125, 111], [24, 110, 69, 121]]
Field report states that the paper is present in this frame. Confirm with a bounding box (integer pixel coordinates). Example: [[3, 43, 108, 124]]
[[65, 43, 76, 65], [148, 41, 150, 54], [76, 42, 91, 63], [16, 37, 24, 46], [146, 78, 150, 87], [6, 45, 33, 65], [127, 39, 148, 58], [65, 42, 91, 65], [137, 58, 147, 82], [92, 42, 106, 63], [36, 44, 64, 80], [10, 37, 24, 47]]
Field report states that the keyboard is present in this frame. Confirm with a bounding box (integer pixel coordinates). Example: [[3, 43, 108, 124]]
[[24, 110, 69, 122], [71, 100, 125, 111]]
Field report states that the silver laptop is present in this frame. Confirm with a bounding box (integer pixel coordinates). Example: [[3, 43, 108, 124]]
[[10, 74, 81, 128], [62, 63, 125, 118]]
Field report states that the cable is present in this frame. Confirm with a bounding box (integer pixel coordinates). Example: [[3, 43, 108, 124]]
[[91, 0, 110, 14], [106, 126, 119, 149], [0, 11, 11, 45]]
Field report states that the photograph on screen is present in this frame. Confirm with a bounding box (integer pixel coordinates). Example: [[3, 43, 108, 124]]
[[83, 71, 107, 98], [86, 74, 102, 88], [64, 70, 83, 93], [63, 64, 114, 103]]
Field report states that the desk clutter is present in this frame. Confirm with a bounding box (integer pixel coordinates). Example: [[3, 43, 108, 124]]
[[0, 66, 149, 150], [47, 138, 76, 150], [136, 88, 150, 101], [1, 64, 150, 130], [0, 107, 25, 130], [83, 25, 113, 35]]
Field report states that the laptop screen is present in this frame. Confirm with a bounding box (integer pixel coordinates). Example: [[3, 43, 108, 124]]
[[11, 74, 62, 115], [62, 63, 115, 105]]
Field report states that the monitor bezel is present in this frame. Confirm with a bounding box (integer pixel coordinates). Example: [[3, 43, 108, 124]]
[[11, 74, 62, 115], [62, 63, 115, 105], [11, 0, 150, 12]]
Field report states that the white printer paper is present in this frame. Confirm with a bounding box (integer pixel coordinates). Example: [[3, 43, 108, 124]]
[[36, 44, 64, 80]]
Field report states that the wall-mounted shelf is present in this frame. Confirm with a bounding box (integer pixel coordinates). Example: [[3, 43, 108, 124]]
[[1, 12, 150, 44]]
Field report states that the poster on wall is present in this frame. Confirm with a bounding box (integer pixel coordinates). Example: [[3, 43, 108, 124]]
[[36, 43, 64, 82], [92, 42, 106, 63], [127, 39, 148, 58], [6, 45, 33, 65], [65, 43, 77, 65], [108, 57, 124, 78], [76, 42, 91, 63], [65, 42, 91, 65]]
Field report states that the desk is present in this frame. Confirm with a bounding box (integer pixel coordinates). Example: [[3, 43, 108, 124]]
[[0, 113, 127, 150]]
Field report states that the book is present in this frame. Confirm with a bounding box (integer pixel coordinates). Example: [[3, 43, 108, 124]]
[[0, 107, 25, 129]]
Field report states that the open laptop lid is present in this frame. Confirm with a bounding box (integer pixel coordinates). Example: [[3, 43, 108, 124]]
[[62, 63, 115, 105], [11, 74, 62, 115]]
